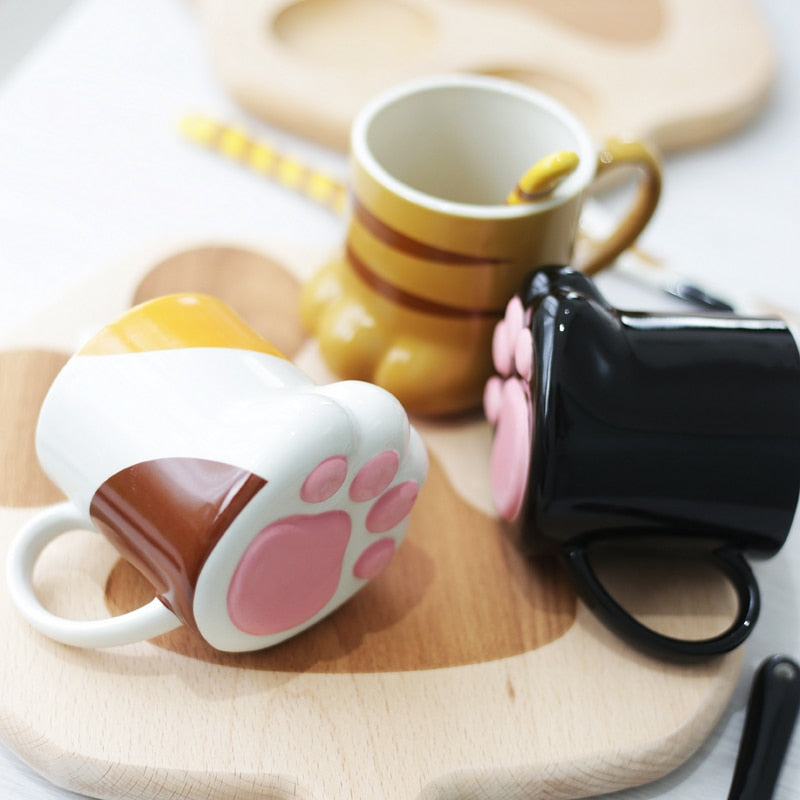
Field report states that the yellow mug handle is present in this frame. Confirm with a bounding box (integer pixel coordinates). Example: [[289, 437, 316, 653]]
[[579, 138, 662, 277]]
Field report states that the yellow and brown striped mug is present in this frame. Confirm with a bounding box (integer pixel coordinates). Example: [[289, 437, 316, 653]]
[[300, 74, 661, 416], [6, 294, 428, 653]]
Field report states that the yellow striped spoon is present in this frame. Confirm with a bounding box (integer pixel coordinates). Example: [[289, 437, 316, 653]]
[[180, 113, 348, 215]]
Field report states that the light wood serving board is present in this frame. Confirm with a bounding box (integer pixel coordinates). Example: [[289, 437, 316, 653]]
[[194, 0, 775, 152], [0, 242, 744, 800]]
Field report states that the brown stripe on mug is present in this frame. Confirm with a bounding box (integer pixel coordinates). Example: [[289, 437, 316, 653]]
[[345, 244, 504, 320], [89, 457, 266, 630], [352, 199, 508, 267], [349, 214, 520, 312]]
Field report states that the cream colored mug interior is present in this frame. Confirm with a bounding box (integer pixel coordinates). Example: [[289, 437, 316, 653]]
[[353, 74, 597, 216]]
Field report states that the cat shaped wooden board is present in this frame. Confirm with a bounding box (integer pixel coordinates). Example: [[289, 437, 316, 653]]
[[193, 0, 774, 152], [0, 243, 742, 800]]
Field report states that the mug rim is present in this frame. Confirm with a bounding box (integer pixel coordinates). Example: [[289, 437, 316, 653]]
[[351, 73, 597, 220]]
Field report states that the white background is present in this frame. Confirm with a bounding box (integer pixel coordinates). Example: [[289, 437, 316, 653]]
[[0, 1, 798, 798]]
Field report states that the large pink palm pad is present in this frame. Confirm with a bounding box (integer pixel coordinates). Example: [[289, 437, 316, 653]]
[[228, 451, 419, 635], [484, 296, 534, 521], [222, 381, 428, 642]]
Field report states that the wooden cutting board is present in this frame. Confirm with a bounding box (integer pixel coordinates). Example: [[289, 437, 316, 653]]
[[0, 242, 743, 800], [193, 0, 775, 152]]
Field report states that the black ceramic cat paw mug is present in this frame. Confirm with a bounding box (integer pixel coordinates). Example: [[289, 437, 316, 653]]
[[483, 266, 800, 658]]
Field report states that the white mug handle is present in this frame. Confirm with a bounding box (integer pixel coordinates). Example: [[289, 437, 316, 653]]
[[6, 502, 181, 648]]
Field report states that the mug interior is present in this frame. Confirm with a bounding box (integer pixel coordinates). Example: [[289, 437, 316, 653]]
[[354, 75, 596, 215]]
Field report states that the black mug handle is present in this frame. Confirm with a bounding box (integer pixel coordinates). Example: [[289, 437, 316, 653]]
[[565, 544, 761, 658]]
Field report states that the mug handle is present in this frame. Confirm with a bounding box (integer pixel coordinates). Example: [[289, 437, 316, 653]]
[[565, 543, 761, 658], [579, 137, 662, 277], [6, 502, 182, 648]]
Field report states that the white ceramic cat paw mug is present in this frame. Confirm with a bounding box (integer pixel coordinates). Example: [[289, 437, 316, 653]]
[[6, 294, 428, 652]]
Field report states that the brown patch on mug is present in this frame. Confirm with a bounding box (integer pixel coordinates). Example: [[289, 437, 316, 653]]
[[133, 245, 307, 357], [92, 458, 266, 629], [106, 454, 577, 671], [0, 349, 69, 507]]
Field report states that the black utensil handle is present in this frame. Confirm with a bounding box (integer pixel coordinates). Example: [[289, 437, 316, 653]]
[[565, 544, 761, 658], [727, 654, 800, 800]]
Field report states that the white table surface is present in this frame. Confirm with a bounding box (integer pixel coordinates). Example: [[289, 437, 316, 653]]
[[0, 1, 798, 798]]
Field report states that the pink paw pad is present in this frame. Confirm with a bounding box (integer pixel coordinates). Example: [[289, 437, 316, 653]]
[[484, 295, 535, 522], [300, 455, 348, 502], [514, 328, 534, 382], [366, 481, 419, 533], [490, 380, 531, 522], [349, 450, 399, 501], [483, 375, 503, 425], [353, 538, 396, 580], [227, 451, 420, 636], [227, 511, 350, 635]]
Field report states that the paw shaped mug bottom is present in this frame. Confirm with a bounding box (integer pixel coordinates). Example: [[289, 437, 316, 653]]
[[484, 266, 800, 658], [6, 294, 428, 653]]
